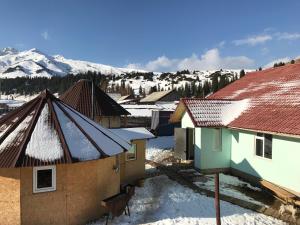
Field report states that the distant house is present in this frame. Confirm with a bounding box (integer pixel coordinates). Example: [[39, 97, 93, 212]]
[[0, 99, 25, 115], [140, 89, 179, 104], [60, 79, 130, 128], [171, 63, 300, 201], [109, 127, 155, 184], [0, 90, 133, 225], [117, 95, 137, 104], [121, 103, 177, 128]]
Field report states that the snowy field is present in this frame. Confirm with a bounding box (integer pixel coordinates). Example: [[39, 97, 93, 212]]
[[90, 175, 285, 225], [146, 136, 174, 162]]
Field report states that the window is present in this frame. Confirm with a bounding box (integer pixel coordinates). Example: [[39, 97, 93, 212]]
[[255, 133, 272, 159], [126, 144, 137, 161], [33, 166, 56, 193], [212, 129, 222, 151]]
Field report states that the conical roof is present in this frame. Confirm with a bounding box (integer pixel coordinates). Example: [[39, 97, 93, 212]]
[[0, 90, 131, 168], [60, 79, 130, 118]]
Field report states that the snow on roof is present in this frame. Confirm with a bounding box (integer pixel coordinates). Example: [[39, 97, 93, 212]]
[[0, 90, 131, 168], [208, 63, 300, 135], [121, 103, 177, 117], [183, 99, 250, 127], [109, 127, 155, 142], [140, 90, 174, 103]]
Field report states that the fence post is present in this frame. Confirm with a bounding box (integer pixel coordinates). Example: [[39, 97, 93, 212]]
[[215, 173, 221, 225]]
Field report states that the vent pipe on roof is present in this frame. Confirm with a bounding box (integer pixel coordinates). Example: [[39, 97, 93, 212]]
[[91, 79, 94, 120]]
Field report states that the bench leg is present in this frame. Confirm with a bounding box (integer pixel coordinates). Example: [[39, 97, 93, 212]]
[[105, 215, 109, 225], [127, 203, 130, 217]]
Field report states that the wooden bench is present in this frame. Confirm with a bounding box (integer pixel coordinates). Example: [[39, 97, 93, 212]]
[[101, 185, 135, 225]]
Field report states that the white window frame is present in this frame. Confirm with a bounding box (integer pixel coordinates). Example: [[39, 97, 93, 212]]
[[33, 165, 56, 193], [126, 143, 137, 161], [254, 133, 272, 160]]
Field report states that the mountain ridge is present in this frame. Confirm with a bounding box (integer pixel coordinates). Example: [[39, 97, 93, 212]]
[[0, 47, 146, 78]]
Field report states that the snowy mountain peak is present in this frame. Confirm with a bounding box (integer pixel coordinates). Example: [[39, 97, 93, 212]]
[[0, 47, 144, 78], [0, 47, 19, 56]]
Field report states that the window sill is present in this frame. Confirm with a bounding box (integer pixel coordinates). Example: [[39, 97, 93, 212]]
[[33, 187, 56, 194], [254, 155, 272, 161]]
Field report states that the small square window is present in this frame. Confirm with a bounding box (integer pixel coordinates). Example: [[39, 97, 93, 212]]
[[33, 166, 56, 193], [126, 144, 137, 161]]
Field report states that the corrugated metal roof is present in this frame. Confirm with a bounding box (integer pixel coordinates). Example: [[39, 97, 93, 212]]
[[0, 90, 131, 168], [60, 79, 130, 118], [140, 90, 174, 103], [109, 127, 155, 142]]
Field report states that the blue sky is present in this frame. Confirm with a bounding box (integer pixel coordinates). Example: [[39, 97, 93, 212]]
[[1, 0, 300, 71]]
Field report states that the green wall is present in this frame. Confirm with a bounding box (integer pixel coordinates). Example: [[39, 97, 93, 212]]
[[181, 111, 300, 193], [231, 130, 300, 193], [199, 128, 231, 170], [181, 112, 231, 170]]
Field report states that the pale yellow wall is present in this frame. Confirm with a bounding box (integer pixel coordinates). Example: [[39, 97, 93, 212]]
[[96, 116, 121, 128], [20, 157, 120, 225], [181, 111, 195, 128], [120, 140, 146, 184], [0, 168, 21, 225]]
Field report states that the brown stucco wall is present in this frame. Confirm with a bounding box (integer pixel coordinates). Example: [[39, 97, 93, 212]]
[[0, 168, 21, 225], [120, 140, 146, 184], [20, 157, 120, 225], [95, 116, 121, 128]]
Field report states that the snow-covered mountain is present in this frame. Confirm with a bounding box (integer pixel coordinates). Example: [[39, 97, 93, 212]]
[[0, 47, 145, 78]]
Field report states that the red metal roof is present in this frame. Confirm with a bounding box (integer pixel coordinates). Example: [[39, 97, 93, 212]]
[[207, 63, 300, 135], [0, 90, 131, 168], [60, 79, 130, 118]]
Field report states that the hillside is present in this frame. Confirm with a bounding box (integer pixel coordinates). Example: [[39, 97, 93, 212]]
[[0, 47, 250, 97]]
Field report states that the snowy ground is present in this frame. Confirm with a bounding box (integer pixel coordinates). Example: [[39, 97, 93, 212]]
[[192, 172, 266, 207], [146, 136, 174, 163], [90, 175, 285, 225]]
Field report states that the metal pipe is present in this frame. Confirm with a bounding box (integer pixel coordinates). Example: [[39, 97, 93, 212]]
[[215, 173, 221, 225], [91, 79, 94, 120]]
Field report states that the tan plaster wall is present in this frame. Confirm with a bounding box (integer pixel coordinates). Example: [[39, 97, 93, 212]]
[[95, 116, 121, 128], [20, 157, 120, 225], [120, 140, 146, 184], [0, 168, 21, 225]]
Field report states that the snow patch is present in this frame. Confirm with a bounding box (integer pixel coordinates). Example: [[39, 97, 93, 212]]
[[56, 102, 131, 155], [25, 104, 64, 161], [90, 175, 285, 225], [0, 111, 34, 154], [194, 173, 265, 207], [53, 103, 101, 161], [146, 136, 174, 162], [222, 99, 250, 125]]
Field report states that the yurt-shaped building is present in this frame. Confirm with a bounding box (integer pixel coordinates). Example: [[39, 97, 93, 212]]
[[0, 90, 131, 225], [60, 79, 130, 128]]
